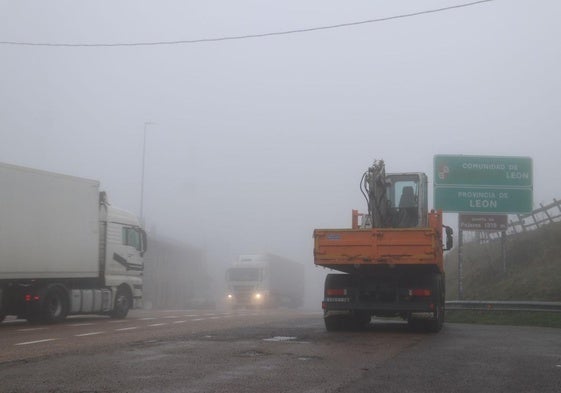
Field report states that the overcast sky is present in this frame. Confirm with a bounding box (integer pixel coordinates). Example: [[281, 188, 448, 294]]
[[1, 0, 560, 297]]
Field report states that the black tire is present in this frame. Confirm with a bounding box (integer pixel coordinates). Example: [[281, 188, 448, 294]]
[[41, 286, 69, 323], [323, 274, 354, 331], [110, 287, 131, 319], [408, 274, 444, 333], [353, 311, 371, 329], [324, 313, 348, 331], [425, 274, 445, 333], [0, 297, 5, 323]]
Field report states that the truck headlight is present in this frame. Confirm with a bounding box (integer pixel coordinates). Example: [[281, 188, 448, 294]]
[[254, 293, 262, 300], [227, 294, 233, 299]]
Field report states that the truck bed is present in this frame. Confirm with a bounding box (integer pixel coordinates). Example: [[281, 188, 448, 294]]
[[313, 212, 444, 274]]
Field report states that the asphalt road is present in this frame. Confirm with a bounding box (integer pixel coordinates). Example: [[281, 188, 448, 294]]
[[1, 309, 560, 392]]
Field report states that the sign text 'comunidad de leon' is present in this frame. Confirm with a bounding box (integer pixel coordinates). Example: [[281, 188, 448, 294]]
[[433, 155, 533, 214]]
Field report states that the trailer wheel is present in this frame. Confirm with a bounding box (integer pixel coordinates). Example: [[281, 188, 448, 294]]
[[110, 287, 131, 319], [0, 312, 5, 324], [41, 286, 69, 323]]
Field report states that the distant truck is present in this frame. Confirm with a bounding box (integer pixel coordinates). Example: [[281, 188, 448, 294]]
[[0, 162, 147, 323], [225, 254, 304, 308]]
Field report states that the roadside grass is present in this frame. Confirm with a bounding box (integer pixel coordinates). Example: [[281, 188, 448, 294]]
[[445, 221, 561, 302], [445, 310, 561, 329], [443, 221, 561, 328]]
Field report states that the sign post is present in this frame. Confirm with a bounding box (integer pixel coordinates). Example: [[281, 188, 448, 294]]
[[434, 155, 533, 300]]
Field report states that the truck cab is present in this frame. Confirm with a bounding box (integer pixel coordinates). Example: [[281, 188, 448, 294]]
[[358, 171, 428, 229], [226, 258, 268, 308]]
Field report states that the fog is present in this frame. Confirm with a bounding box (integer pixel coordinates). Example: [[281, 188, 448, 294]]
[[1, 0, 560, 309]]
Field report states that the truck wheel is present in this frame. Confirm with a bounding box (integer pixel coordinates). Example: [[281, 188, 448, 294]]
[[0, 312, 5, 324], [324, 274, 354, 331], [324, 314, 345, 331], [424, 274, 445, 333], [352, 312, 371, 329], [110, 287, 131, 319], [42, 286, 69, 323]]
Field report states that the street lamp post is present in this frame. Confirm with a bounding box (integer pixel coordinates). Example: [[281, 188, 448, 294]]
[[140, 121, 155, 226]]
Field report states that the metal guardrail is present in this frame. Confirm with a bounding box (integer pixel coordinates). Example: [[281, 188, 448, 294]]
[[446, 300, 561, 313]]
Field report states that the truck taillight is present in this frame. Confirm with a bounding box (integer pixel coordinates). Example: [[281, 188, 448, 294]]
[[410, 289, 431, 297], [326, 289, 347, 296], [24, 294, 39, 302]]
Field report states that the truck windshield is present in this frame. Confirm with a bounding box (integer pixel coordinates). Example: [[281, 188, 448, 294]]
[[390, 180, 418, 209], [227, 268, 261, 281]]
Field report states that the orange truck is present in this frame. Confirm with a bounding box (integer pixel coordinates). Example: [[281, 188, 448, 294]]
[[313, 160, 453, 332]]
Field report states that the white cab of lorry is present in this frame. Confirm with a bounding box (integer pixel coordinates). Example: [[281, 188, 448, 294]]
[[225, 254, 304, 309]]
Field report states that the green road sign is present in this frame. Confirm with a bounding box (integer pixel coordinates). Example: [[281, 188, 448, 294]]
[[433, 155, 533, 214], [434, 187, 533, 213], [434, 155, 532, 187]]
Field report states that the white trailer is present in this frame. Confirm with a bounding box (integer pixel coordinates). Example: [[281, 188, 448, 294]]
[[0, 162, 146, 323], [225, 254, 304, 308]]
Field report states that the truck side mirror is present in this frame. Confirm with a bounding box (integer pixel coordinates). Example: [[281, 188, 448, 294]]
[[444, 226, 453, 251], [139, 229, 148, 256]]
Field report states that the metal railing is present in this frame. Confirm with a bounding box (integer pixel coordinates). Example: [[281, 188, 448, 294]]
[[477, 198, 561, 242], [446, 300, 561, 313]]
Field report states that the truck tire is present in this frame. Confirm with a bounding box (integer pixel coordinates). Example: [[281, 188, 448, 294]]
[[110, 287, 131, 319], [324, 314, 346, 331], [408, 274, 444, 333], [0, 297, 5, 323], [41, 286, 69, 323], [352, 311, 371, 329], [324, 274, 358, 331], [426, 301, 444, 333], [425, 274, 445, 333]]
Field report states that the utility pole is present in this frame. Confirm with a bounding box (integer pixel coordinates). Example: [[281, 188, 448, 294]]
[[140, 121, 155, 226]]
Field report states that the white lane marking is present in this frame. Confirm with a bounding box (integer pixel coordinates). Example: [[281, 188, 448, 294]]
[[3, 319, 23, 324], [148, 323, 167, 327], [163, 315, 179, 319], [15, 338, 58, 346], [17, 327, 48, 332], [208, 316, 221, 319], [139, 317, 156, 321], [173, 320, 186, 324], [69, 323, 95, 327], [115, 326, 138, 331], [192, 318, 205, 321], [263, 336, 297, 342], [75, 331, 105, 337], [182, 314, 199, 317]]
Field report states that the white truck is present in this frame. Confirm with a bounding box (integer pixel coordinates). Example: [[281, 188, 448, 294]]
[[0, 162, 147, 323], [225, 254, 305, 308]]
